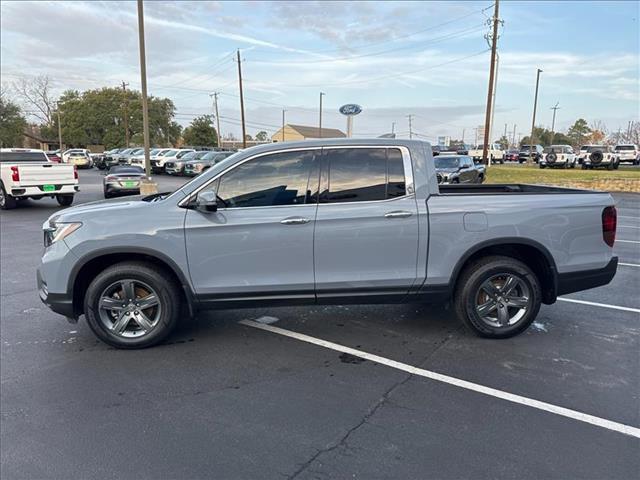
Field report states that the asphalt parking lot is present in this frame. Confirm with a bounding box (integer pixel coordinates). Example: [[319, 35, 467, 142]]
[[1, 169, 638, 479]]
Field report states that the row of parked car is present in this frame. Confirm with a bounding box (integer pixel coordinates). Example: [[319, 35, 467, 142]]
[[433, 143, 640, 169], [95, 147, 235, 176]]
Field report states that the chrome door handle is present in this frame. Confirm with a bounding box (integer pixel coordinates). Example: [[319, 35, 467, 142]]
[[384, 210, 413, 219], [280, 217, 310, 225]]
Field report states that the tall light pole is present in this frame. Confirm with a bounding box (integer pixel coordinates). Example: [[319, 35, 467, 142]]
[[210, 92, 222, 149], [318, 92, 325, 138], [55, 103, 63, 152], [136, 0, 153, 186], [481, 0, 500, 165], [550, 101, 560, 145], [528, 68, 543, 163], [236, 49, 247, 149]]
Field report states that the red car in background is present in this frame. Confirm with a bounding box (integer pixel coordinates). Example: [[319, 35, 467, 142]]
[[46, 152, 61, 163], [504, 149, 519, 162]]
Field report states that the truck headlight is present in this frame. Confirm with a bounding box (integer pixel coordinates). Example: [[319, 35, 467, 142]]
[[44, 222, 82, 247]]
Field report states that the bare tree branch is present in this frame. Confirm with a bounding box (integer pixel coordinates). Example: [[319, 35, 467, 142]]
[[12, 75, 56, 125]]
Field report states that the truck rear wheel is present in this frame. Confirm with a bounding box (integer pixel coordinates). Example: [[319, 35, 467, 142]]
[[0, 184, 17, 210], [84, 262, 181, 349], [454, 255, 541, 339], [56, 194, 74, 207]]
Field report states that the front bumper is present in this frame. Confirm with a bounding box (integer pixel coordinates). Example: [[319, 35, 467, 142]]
[[37, 269, 75, 318], [557, 256, 618, 296]]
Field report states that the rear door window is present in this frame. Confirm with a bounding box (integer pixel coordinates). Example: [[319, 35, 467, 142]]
[[323, 148, 406, 203]]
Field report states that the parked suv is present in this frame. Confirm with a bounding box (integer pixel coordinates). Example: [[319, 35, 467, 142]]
[[614, 144, 639, 165], [539, 145, 576, 169], [434, 155, 485, 184], [581, 146, 619, 170], [38, 140, 618, 348], [518, 145, 543, 163]]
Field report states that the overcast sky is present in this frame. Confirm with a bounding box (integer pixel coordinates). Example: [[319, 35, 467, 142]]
[[1, 1, 638, 142]]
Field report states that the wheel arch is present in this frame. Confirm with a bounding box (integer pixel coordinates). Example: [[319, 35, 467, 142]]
[[69, 247, 196, 317], [449, 238, 558, 304]]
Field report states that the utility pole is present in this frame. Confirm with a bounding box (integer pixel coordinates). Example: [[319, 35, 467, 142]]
[[236, 49, 246, 148], [482, 0, 500, 166], [121, 81, 129, 147], [407, 114, 414, 139], [462, 128, 465, 143], [282, 109, 286, 142], [318, 92, 325, 138], [503, 123, 507, 139], [136, 0, 152, 182], [391, 122, 396, 135], [512, 124, 517, 147], [528, 68, 543, 163], [210, 92, 222, 149], [488, 52, 500, 160]]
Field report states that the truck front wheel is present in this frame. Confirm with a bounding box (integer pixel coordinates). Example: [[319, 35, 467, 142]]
[[0, 184, 17, 210], [56, 194, 74, 207], [84, 262, 181, 349], [454, 255, 541, 339]]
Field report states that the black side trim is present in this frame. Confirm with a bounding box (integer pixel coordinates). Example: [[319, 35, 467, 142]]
[[557, 257, 618, 296], [68, 247, 197, 316], [427, 237, 559, 303]]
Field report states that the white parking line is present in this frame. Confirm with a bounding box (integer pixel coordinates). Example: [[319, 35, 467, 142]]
[[619, 225, 640, 229], [558, 297, 640, 313], [617, 240, 640, 244], [620, 262, 640, 268], [618, 215, 640, 220], [239, 319, 640, 439]]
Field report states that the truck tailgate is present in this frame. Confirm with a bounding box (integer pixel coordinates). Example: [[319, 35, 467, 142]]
[[17, 164, 76, 186]]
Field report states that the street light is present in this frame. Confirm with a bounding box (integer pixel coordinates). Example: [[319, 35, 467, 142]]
[[528, 68, 543, 163]]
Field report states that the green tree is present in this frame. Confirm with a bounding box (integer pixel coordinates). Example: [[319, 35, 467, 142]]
[[496, 135, 509, 149], [0, 96, 27, 147], [255, 130, 268, 142], [567, 118, 591, 146], [182, 115, 218, 147], [41, 87, 181, 148]]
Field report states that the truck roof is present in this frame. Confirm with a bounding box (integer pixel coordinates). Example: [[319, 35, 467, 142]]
[[0, 148, 45, 153], [247, 138, 431, 155]]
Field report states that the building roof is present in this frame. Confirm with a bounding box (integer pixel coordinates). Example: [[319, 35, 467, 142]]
[[287, 124, 346, 138]]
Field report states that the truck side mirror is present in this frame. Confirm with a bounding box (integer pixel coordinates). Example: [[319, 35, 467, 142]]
[[195, 190, 218, 213]]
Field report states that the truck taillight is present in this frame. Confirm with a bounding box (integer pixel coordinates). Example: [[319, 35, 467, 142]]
[[602, 206, 617, 247], [74, 165, 78, 179], [11, 166, 19, 182]]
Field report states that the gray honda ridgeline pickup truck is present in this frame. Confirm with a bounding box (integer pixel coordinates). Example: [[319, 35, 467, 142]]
[[38, 139, 618, 348]]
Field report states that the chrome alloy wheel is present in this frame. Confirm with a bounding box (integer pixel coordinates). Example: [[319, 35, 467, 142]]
[[97, 279, 161, 338], [475, 273, 531, 328]]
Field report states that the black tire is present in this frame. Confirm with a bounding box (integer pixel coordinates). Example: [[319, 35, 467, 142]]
[[581, 164, 588, 170], [613, 161, 620, 170], [84, 262, 181, 349], [104, 189, 112, 199], [56, 194, 74, 207], [539, 164, 546, 169], [454, 255, 541, 339], [0, 183, 17, 210], [606, 162, 614, 171]]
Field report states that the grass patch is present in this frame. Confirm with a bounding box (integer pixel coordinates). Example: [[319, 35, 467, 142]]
[[485, 164, 640, 184]]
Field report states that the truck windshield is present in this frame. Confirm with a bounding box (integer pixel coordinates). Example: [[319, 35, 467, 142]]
[[615, 145, 635, 151], [0, 152, 48, 162], [434, 157, 460, 169]]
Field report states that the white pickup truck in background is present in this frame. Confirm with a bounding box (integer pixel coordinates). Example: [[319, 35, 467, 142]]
[[0, 148, 79, 210], [468, 143, 505, 164]]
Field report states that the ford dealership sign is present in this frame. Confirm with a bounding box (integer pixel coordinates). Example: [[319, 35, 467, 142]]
[[339, 104, 362, 116]]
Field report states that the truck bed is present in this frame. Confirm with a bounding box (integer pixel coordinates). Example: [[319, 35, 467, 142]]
[[438, 184, 595, 195]]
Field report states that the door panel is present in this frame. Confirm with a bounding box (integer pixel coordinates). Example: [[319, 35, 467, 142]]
[[184, 148, 320, 303], [314, 147, 420, 298]]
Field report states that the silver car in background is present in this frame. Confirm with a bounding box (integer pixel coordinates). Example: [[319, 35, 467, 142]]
[[102, 165, 147, 198], [161, 149, 195, 174], [183, 150, 235, 176]]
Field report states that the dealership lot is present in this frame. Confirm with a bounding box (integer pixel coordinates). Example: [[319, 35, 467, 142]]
[[1, 169, 638, 479]]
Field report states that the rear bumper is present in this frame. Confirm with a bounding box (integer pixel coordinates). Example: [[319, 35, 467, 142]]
[[556, 257, 618, 296], [11, 185, 78, 197]]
